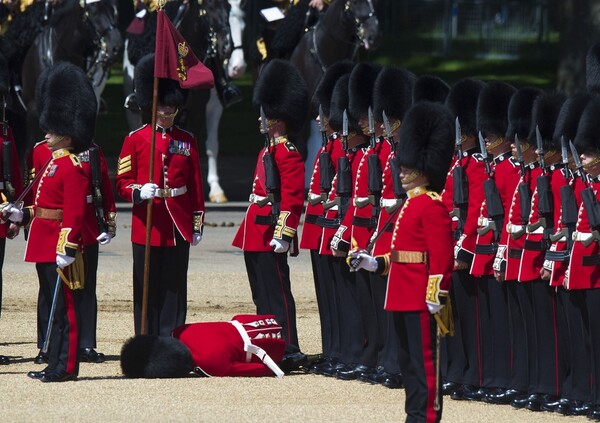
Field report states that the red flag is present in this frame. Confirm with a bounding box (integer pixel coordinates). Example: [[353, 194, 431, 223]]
[[154, 10, 214, 89]]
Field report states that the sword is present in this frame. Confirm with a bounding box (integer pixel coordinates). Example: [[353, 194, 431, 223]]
[[260, 106, 269, 148], [561, 136, 570, 180], [368, 106, 375, 148], [479, 131, 491, 176], [536, 125, 546, 173], [515, 134, 526, 178], [41, 273, 62, 354], [342, 109, 349, 151], [382, 110, 395, 151], [455, 117, 462, 162], [318, 104, 328, 147], [570, 141, 587, 185]]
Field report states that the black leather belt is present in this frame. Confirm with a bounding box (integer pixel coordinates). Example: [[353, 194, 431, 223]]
[[316, 216, 340, 229], [524, 239, 545, 251], [474, 244, 498, 255], [254, 215, 277, 226], [545, 250, 569, 262], [582, 255, 600, 266], [508, 248, 522, 259], [305, 214, 319, 224], [352, 216, 377, 229]]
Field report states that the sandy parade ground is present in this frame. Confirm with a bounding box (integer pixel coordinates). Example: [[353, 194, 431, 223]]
[[0, 209, 588, 422]]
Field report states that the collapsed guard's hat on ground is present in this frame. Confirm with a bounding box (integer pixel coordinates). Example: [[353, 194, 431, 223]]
[[252, 59, 308, 133], [476, 81, 516, 138], [135, 53, 187, 110], [312, 60, 355, 117], [506, 87, 545, 142], [553, 92, 592, 148], [575, 96, 600, 154], [528, 92, 566, 151], [413, 75, 450, 104], [373, 66, 416, 121], [328, 74, 360, 134], [348, 62, 382, 119], [121, 335, 194, 378], [586, 43, 600, 95], [445, 78, 486, 140], [35, 61, 97, 155], [397, 102, 455, 193]]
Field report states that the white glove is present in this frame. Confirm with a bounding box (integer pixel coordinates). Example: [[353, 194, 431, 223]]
[[56, 254, 75, 269], [2, 203, 23, 223], [96, 232, 111, 245], [348, 252, 378, 272], [140, 183, 159, 200], [427, 303, 445, 315], [269, 238, 289, 253], [191, 233, 202, 246]]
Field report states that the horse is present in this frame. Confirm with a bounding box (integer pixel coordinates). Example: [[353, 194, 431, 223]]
[[11, 0, 122, 158], [122, 0, 236, 202], [288, 0, 381, 186]]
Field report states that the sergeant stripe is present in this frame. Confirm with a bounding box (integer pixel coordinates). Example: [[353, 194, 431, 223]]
[[117, 156, 132, 175]]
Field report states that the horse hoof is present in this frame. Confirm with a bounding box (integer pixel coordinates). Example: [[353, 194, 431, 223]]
[[209, 192, 228, 203]]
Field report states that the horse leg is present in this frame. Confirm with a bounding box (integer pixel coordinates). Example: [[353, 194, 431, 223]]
[[122, 39, 142, 131], [205, 87, 228, 203]]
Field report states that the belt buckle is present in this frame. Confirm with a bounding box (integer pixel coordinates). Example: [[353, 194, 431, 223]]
[[157, 188, 170, 198]]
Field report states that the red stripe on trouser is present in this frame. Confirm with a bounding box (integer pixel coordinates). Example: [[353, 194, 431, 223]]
[[419, 312, 438, 423], [275, 256, 292, 344], [63, 286, 79, 374]]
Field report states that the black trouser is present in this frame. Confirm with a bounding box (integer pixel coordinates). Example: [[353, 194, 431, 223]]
[[0, 237, 5, 316], [76, 244, 99, 348], [132, 232, 190, 337], [478, 275, 511, 389], [559, 288, 590, 402], [313, 251, 341, 360], [355, 269, 379, 368], [506, 280, 529, 392], [332, 256, 364, 365], [585, 289, 600, 404], [393, 311, 442, 423], [36, 263, 79, 376], [244, 250, 300, 354], [371, 272, 401, 375], [309, 249, 329, 357]]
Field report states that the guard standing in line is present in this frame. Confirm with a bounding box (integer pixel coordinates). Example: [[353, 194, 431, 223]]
[[232, 59, 308, 370], [4, 62, 96, 382], [351, 101, 455, 423], [116, 53, 205, 337], [300, 60, 353, 374], [470, 81, 516, 397], [440, 78, 487, 401]]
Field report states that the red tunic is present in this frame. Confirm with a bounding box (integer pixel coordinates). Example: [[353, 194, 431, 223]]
[[116, 125, 205, 246], [232, 137, 304, 251], [24, 148, 87, 262], [384, 187, 454, 312], [0, 123, 23, 238], [172, 314, 286, 377]]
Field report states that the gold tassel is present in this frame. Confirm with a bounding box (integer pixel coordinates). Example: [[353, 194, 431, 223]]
[[435, 296, 454, 337], [56, 250, 85, 290]]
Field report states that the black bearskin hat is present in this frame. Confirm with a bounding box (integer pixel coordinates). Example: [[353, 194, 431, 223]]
[[329, 74, 360, 134], [373, 66, 416, 121], [36, 62, 97, 155], [0, 51, 8, 95], [412, 75, 450, 104], [312, 60, 355, 117], [586, 43, 600, 95], [252, 59, 308, 133], [348, 62, 382, 119], [135, 53, 187, 110], [397, 102, 455, 193], [575, 97, 600, 154], [476, 81, 516, 138], [528, 92, 566, 151], [121, 335, 194, 378], [445, 78, 486, 139], [553, 93, 592, 149], [506, 87, 544, 142]]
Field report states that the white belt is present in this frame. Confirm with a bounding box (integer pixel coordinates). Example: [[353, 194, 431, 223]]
[[86, 195, 93, 204], [478, 217, 490, 227], [574, 231, 593, 242], [353, 196, 370, 207], [155, 185, 187, 198], [249, 193, 270, 204], [229, 320, 284, 378], [506, 223, 524, 234], [380, 198, 400, 208], [526, 226, 545, 235], [308, 193, 322, 201]]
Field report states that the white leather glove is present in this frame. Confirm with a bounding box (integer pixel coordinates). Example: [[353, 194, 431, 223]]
[[427, 303, 445, 315], [191, 233, 202, 246], [348, 252, 378, 272], [56, 254, 75, 269], [96, 232, 111, 245], [269, 238, 289, 253], [140, 183, 159, 200], [2, 203, 23, 223]]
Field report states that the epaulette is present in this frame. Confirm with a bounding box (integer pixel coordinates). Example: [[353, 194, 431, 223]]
[[128, 124, 148, 136], [426, 191, 442, 201], [173, 125, 195, 138], [472, 153, 485, 162], [34, 139, 48, 148], [284, 141, 298, 152], [69, 154, 82, 167], [509, 156, 519, 167]]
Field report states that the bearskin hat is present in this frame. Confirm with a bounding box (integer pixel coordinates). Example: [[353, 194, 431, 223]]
[[528, 92, 566, 151], [553, 93, 592, 149], [35, 62, 97, 155], [575, 97, 600, 154], [586, 43, 600, 95], [252, 59, 308, 133], [397, 102, 455, 193], [348, 62, 382, 119], [0, 51, 8, 95], [445, 78, 486, 139], [476, 81, 516, 138], [373, 66, 416, 121], [312, 60, 355, 117], [506, 87, 544, 142], [329, 74, 360, 134], [120, 335, 194, 378], [135, 53, 188, 110], [412, 75, 450, 104]]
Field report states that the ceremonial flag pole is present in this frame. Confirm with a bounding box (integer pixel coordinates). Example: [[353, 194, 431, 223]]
[[141, 1, 214, 335]]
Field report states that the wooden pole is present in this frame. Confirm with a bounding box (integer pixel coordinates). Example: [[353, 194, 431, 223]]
[[140, 75, 159, 335]]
